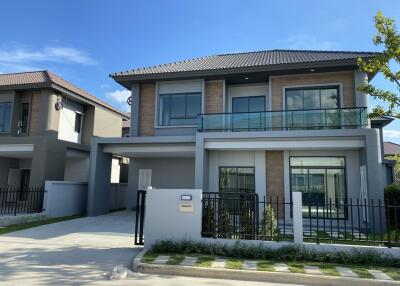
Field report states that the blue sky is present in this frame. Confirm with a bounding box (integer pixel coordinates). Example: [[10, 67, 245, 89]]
[[0, 0, 399, 143]]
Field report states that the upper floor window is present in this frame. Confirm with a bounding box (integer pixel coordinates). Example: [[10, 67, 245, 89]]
[[18, 103, 29, 135], [74, 112, 82, 133], [0, 102, 12, 133], [158, 92, 201, 126], [285, 86, 340, 111], [232, 96, 265, 113]]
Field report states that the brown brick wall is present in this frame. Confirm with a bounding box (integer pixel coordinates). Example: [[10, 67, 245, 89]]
[[28, 91, 41, 136], [139, 84, 156, 136], [205, 80, 224, 113], [266, 150, 285, 218], [270, 71, 355, 110]]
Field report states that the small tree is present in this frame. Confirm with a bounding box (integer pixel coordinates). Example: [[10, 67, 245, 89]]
[[357, 11, 400, 119], [260, 205, 278, 240], [218, 202, 232, 238], [386, 154, 400, 184]]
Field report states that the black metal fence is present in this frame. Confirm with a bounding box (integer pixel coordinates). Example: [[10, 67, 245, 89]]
[[302, 199, 400, 247], [0, 187, 45, 216], [201, 192, 400, 247], [202, 192, 293, 241], [135, 190, 146, 245]]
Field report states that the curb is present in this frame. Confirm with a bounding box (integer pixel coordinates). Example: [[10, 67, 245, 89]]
[[137, 263, 400, 286], [132, 248, 147, 272]]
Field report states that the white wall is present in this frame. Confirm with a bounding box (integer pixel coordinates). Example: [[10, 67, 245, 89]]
[[110, 158, 121, 183], [64, 158, 90, 182], [58, 101, 83, 144], [44, 181, 87, 218], [227, 83, 269, 112], [144, 188, 202, 247], [208, 150, 266, 197]]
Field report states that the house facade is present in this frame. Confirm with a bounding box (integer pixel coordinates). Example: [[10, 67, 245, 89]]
[[0, 70, 128, 189], [87, 50, 392, 216]]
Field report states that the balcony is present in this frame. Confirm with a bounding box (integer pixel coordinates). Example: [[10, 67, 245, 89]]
[[197, 107, 368, 132]]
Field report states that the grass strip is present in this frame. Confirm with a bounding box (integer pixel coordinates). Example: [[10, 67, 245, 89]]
[[195, 256, 214, 267], [0, 215, 83, 235], [379, 267, 400, 280], [166, 254, 185, 265], [287, 263, 305, 273], [225, 259, 243, 270], [141, 251, 159, 263], [257, 261, 274, 271], [351, 266, 374, 279]]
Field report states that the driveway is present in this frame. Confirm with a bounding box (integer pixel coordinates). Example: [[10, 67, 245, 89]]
[[0, 211, 299, 286], [0, 211, 140, 285]]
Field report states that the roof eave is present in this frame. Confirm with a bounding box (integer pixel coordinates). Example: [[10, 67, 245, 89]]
[[110, 58, 361, 87]]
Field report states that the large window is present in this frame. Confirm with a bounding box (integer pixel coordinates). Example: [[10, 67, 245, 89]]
[[0, 102, 12, 133], [290, 157, 347, 218], [219, 167, 255, 194], [285, 86, 340, 110], [232, 96, 266, 113], [158, 92, 201, 126]]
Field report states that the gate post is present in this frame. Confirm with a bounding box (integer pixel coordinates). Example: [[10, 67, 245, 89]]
[[292, 192, 303, 244]]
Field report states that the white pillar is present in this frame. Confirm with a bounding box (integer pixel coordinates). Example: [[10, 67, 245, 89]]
[[292, 192, 303, 244]]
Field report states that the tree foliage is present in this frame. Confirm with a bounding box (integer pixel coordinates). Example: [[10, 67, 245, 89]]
[[357, 11, 400, 119]]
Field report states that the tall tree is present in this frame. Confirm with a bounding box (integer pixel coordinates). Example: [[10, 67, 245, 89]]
[[357, 11, 400, 119]]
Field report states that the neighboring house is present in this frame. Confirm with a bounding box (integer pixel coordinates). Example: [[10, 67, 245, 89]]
[[87, 49, 393, 216], [0, 70, 128, 189], [384, 141, 400, 184], [122, 112, 131, 137]]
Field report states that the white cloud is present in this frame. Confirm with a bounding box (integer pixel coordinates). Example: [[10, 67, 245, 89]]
[[383, 129, 400, 140], [106, 90, 131, 111], [283, 34, 337, 50], [0, 46, 96, 71]]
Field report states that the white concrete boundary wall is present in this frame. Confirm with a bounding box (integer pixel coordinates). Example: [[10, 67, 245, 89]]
[[144, 188, 202, 247], [143, 189, 400, 257], [44, 181, 88, 218]]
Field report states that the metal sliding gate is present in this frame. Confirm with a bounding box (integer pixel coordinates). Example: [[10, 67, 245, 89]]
[[134, 190, 146, 245]]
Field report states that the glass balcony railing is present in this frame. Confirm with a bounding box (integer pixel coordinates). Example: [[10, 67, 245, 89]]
[[197, 107, 368, 132]]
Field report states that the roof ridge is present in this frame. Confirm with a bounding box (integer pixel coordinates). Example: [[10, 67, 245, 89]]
[[0, 70, 47, 76], [217, 49, 379, 57], [385, 141, 400, 146]]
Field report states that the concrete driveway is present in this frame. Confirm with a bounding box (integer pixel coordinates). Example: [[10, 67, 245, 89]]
[[0, 211, 299, 286], [0, 211, 140, 285]]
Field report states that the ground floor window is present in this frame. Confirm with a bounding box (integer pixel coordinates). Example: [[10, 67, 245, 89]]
[[219, 167, 255, 194], [290, 157, 347, 218]]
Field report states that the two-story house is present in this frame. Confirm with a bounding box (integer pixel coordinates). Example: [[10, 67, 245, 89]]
[[0, 70, 128, 191], [87, 50, 393, 217]]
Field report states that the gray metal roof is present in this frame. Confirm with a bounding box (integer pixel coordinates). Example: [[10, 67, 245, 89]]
[[384, 142, 400, 156], [111, 49, 377, 78]]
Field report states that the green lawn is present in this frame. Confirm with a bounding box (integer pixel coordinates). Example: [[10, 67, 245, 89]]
[[0, 215, 83, 235], [142, 252, 400, 280]]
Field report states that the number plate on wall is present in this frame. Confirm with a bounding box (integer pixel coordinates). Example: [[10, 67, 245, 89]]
[[179, 203, 194, 213]]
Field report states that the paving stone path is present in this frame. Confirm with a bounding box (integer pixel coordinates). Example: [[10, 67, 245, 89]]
[[335, 267, 358, 277], [242, 260, 257, 271], [211, 258, 226, 268], [153, 255, 170, 265], [273, 263, 290, 272], [180, 256, 198, 267], [368, 269, 392, 280], [147, 255, 395, 281], [304, 265, 323, 275]]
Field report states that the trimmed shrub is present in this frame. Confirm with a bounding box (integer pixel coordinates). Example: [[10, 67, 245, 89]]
[[150, 239, 400, 267]]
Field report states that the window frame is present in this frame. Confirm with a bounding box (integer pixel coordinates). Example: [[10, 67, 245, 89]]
[[232, 95, 266, 113], [0, 102, 12, 134], [74, 112, 82, 133], [157, 92, 202, 127], [18, 102, 30, 135], [219, 166, 256, 194], [289, 156, 348, 220], [284, 84, 342, 111]]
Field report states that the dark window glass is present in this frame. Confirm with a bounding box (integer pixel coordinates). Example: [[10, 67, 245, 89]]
[[286, 86, 339, 110], [219, 167, 255, 193], [19, 103, 29, 134], [290, 157, 346, 218], [232, 96, 265, 113], [0, 102, 12, 133], [158, 93, 201, 126], [74, 113, 82, 133]]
